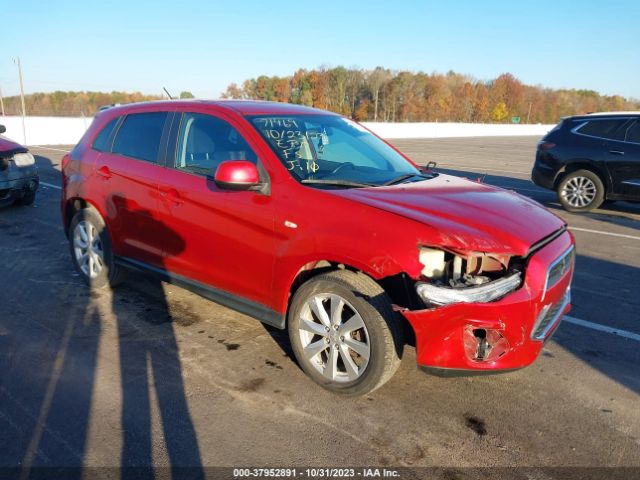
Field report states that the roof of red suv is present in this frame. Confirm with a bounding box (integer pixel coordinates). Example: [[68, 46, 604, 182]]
[[100, 100, 336, 117]]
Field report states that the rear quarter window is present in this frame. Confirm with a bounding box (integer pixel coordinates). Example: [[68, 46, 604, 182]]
[[624, 121, 640, 144], [112, 112, 169, 163], [92, 117, 119, 152], [575, 119, 627, 140]]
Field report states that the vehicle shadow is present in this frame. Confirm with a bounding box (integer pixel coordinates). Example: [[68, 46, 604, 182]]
[[108, 197, 204, 480], [0, 152, 100, 480], [0, 179, 204, 478], [437, 167, 640, 231], [261, 324, 296, 363]]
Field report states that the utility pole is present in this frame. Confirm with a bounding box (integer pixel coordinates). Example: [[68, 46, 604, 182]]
[[0, 86, 5, 116], [14, 57, 27, 145], [526, 101, 532, 124]]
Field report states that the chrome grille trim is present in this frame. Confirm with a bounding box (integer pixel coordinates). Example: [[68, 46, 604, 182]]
[[531, 288, 571, 341], [542, 245, 575, 301]]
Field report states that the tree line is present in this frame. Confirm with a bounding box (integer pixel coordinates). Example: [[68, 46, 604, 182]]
[[1, 68, 636, 123], [222, 67, 639, 124], [0, 90, 194, 117]]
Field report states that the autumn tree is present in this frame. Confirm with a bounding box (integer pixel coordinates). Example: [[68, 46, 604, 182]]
[[491, 102, 509, 122], [221, 83, 244, 99], [366, 67, 392, 121]]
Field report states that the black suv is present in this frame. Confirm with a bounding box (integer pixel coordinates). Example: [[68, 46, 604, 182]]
[[532, 112, 640, 211]]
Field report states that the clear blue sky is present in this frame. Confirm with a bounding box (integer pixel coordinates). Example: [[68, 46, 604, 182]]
[[1, 0, 638, 99]]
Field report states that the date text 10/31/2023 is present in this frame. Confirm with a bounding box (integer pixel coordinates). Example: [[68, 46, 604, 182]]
[[233, 468, 401, 478]]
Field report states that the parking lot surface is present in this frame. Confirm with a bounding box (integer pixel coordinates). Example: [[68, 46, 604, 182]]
[[0, 138, 638, 475]]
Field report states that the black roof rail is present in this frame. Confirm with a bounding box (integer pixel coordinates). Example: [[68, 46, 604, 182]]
[[97, 103, 121, 112]]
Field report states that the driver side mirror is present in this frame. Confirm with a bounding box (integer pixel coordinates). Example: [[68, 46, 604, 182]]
[[419, 161, 437, 173], [0, 125, 6, 135], [214, 160, 262, 191]]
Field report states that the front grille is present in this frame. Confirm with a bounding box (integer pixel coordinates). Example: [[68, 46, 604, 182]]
[[531, 289, 571, 340], [548, 247, 574, 288]]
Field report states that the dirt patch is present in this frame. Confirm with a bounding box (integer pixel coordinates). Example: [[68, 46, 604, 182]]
[[464, 414, 487, 436], [264, 360, 283, 370], [217, 339, 240, 351], [239, 378, 265, 392]]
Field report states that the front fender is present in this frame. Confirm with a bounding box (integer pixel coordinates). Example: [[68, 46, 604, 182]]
[[269, 211, 438, 314]]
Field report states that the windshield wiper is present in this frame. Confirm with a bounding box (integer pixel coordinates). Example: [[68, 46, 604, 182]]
[[382, 173, 431, 186], [301, 179, 375, 188]]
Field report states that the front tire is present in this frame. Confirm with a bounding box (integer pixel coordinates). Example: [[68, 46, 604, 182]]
[[68, 208, 125, 289], [14, 191, 36, 206], [557, 169, 604, 212], [288, 270, 403, 395]]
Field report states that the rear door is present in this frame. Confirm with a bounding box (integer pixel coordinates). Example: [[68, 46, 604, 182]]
[[572, 118, 629, 194], [604, 120, 640, 199], [97, 111, 174, 267], [156, 110, 276, 307]]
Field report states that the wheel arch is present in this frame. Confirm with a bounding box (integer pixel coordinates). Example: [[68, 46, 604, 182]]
[[553, 161, 610, 194], [281, 259, 419, 340], [63, 197, 107, 237]]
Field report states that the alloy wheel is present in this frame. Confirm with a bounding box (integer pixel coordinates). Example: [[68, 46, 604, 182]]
[[298, 293, 371, 382], [73, 220, 104, 278], [561, 176, 597, 208]]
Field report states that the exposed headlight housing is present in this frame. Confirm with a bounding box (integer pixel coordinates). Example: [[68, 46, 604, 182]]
[[12, 152, 35, 167], [416, 273, 521, 305], [416, 246, 522, 306]]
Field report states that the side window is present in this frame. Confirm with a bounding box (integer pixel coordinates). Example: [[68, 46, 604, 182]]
[[112, 112, 169, 163], [92, 117, 119, 152], [624, 121, 640, 144], [577, 120, 627, 140], [175, 113, 257, 176]]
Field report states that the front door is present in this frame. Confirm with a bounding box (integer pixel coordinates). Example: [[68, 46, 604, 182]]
[[156, 111, 276, 307]]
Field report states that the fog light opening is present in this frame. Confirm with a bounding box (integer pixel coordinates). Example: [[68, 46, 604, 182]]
[[473, 329, 491, 360], [463, 325, 510, 363]]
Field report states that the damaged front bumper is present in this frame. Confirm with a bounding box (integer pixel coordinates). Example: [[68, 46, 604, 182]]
[[402, 230, 574, 374], [0, 165, 39, 207]]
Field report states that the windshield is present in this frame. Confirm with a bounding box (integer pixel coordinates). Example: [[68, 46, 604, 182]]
[[248, 114, 427, 187]]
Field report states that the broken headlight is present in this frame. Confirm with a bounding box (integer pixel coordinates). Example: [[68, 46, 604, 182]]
[[415, 247, 522, 306], [12, 152, 35, 167]]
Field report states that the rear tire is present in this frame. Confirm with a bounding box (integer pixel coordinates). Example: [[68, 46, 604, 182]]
[[68, 208, 125, 289], [557, 169, 604, 212], [288, 270, 403, 396]]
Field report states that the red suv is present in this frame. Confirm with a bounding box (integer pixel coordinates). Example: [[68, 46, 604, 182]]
[[62, 100, 575, 395]]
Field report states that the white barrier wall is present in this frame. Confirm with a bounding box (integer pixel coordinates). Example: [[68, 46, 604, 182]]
[[0, 115, 554, 146], [0, 116, 90, 146], [361, 122, 554, 139]]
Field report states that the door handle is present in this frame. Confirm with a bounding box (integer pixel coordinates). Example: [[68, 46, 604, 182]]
[[96, 166, 112, 180], [160, 188, 183, 207], [609, 149, 625, 155]]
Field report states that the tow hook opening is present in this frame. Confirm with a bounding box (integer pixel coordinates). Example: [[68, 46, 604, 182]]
[[463, 326, 510, 363]]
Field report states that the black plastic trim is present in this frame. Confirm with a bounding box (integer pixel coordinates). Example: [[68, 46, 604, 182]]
[[418, 365, 522, 378], [115, 256, 285, 329], [526, 226, 567, 257]]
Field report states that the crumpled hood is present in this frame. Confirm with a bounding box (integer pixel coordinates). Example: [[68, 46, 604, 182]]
[[331, 174, 565, 256], [0, 135, 27, 155]]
